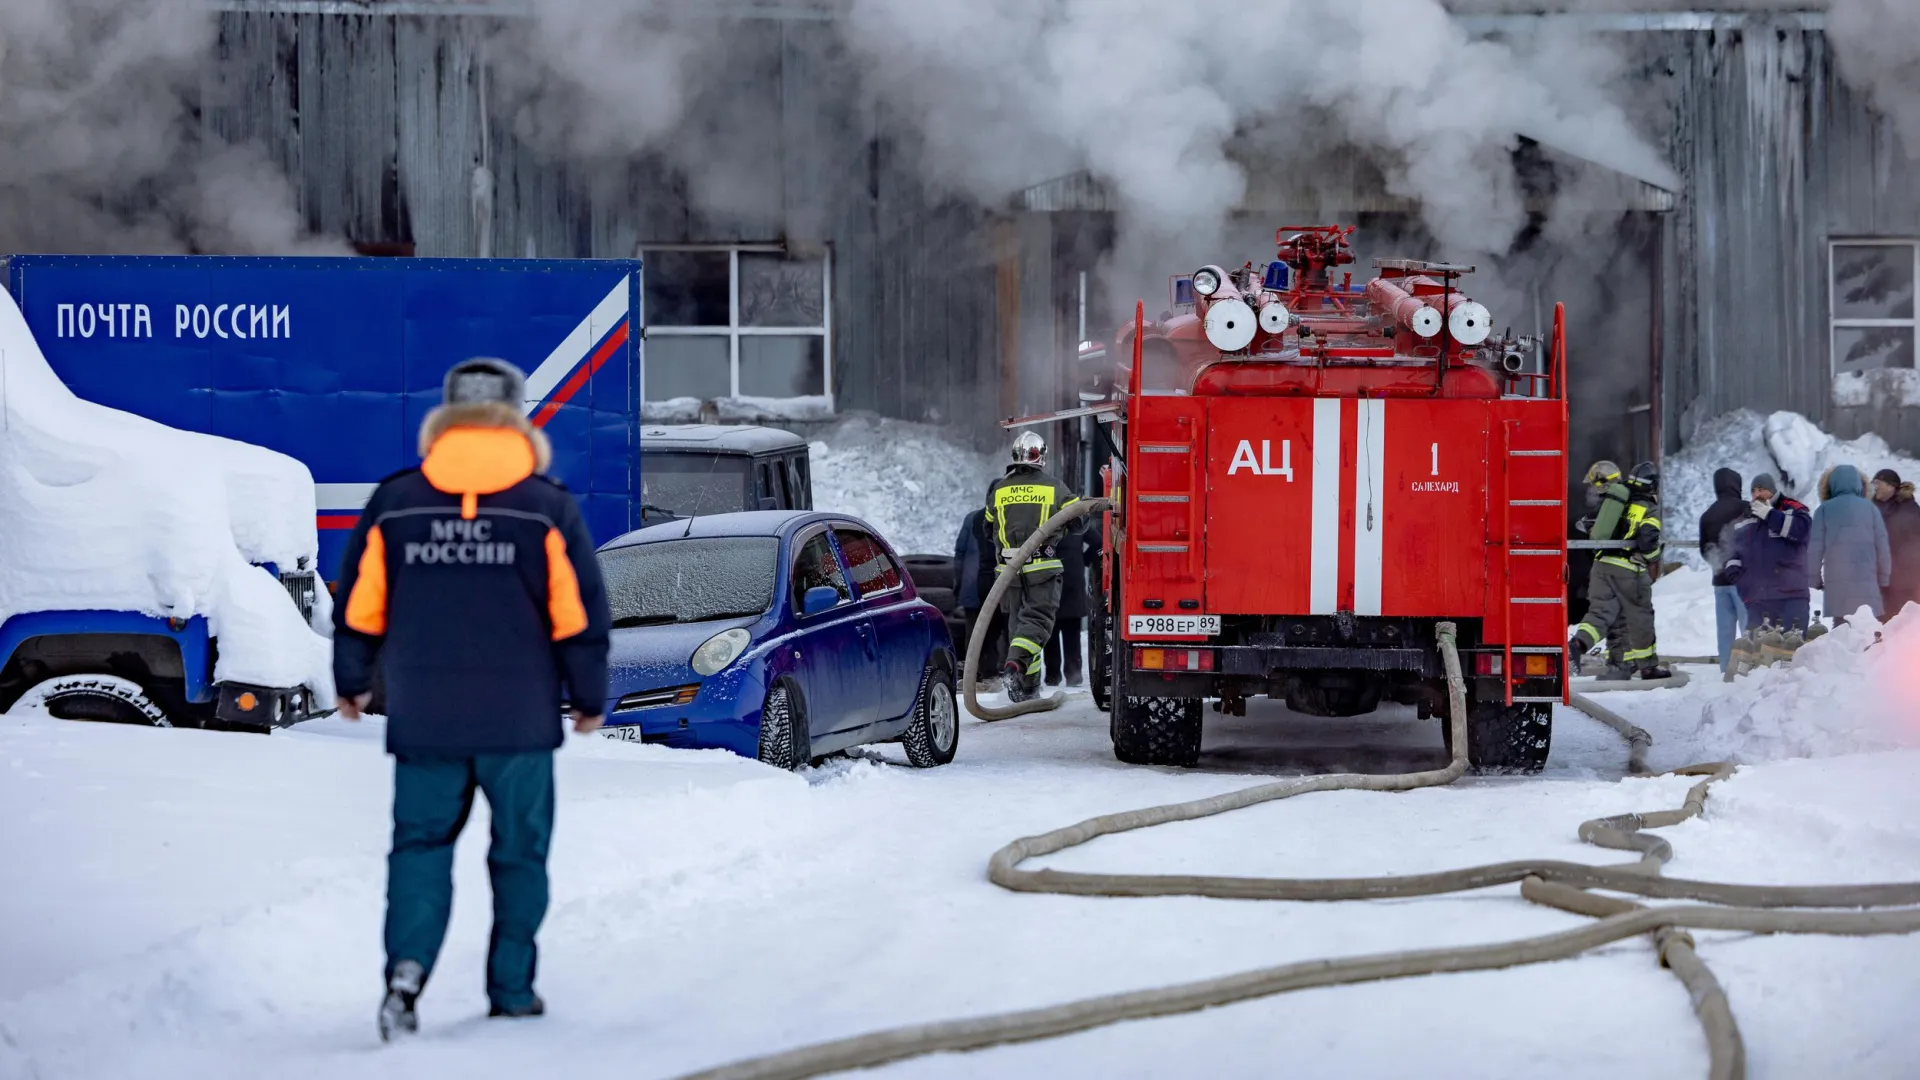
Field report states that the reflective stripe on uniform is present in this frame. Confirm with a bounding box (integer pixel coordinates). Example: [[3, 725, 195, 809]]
[[1010, 636, 1043, 657], [1623, 646, 1658, 662], [1022, 558, 1063, 574], [992, 482, 1058, 551], [1572, 622, 1601, 647], [1597, 555, 1647, 571]]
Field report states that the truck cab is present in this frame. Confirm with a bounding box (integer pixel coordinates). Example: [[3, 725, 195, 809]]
[[640, 425, 814, 527]]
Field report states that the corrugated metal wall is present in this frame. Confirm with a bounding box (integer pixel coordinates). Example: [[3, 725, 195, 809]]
[[1653, 18, 1920, 451], [202, 10, 1007, 443]]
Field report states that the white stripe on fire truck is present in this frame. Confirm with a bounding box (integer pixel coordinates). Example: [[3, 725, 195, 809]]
[[1310, 398, 1341, 615], [1353, 398, 1386, 617]]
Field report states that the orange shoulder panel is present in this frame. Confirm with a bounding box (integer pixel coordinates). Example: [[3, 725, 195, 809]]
[[544, 527, 589, 641], [344, 525, 389, 635]]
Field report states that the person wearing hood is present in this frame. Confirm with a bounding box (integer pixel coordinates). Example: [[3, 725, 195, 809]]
[[333, 358, 611, 1040], [1809, 464, 1891, 624], [1733, 472, 1813, 631], [1872, 468, 1920, 615], [1696, 467, 1750, 671]]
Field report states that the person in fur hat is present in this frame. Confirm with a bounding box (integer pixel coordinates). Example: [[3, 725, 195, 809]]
[[332, 357, 611, 1040]]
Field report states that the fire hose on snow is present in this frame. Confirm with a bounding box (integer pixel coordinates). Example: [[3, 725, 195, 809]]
[[675, 510, 1920, 1080]]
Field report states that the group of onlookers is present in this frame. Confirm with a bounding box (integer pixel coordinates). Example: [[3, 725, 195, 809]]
[[1699, 464, 1920, 671]]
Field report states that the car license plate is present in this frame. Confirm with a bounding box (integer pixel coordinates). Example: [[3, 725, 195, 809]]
[[1128, 614, 1221, 637], [602, 725, 646, 743]]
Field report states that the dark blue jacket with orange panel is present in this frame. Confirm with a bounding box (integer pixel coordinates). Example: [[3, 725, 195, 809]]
[[332, 402, 611, 755]]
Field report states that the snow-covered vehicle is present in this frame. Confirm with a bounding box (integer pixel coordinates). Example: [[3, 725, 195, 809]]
[[0, 293, 333, 730], [596, 511, 958, 769], [639, 424, 813, 527]]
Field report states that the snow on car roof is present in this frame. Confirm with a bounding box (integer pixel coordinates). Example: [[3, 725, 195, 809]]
[[640, 424, 808, 454]]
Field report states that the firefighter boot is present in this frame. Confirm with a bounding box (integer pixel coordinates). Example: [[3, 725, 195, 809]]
[[1636, 661, 1674, 681], [1003, 661, 1033, 704]]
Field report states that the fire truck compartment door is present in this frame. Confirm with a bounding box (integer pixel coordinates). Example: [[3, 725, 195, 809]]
[[1205, 398, 1489, 618], [1204, 398, 1318, 615]]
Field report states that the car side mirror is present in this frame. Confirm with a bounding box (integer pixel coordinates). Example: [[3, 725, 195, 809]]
[[802, 586, 839, 617]]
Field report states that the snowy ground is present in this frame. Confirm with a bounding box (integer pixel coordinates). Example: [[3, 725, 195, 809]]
[[5, 667, 1919, 1078]]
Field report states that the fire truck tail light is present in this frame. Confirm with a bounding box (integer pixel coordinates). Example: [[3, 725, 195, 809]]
[[1134, 647, 1215, 672], [1474, 653, 1503, 676], [1524, 654, 1556, 676]]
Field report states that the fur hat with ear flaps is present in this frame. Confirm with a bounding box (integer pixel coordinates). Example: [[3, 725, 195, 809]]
[[418, 357, 551, 473]]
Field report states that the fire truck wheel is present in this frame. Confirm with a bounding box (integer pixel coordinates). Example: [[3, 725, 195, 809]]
[[1446, 700, 1551, 774], [1112, 693, 1203, 767]]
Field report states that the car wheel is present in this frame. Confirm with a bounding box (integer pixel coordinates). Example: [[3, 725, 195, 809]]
[[902, 661, 958, 768], [1109, 660, 1201, 767], [1446, 699, 1552, 774], [756, 679, 811, 771], [12, 674, 172, 727]]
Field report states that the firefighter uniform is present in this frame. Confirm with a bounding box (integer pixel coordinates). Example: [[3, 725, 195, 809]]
[[1570, 465, 1666, 678], [984, 464, 1081, 698]]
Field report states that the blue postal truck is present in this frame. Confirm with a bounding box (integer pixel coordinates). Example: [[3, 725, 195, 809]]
[[1, 255, 643, 729]]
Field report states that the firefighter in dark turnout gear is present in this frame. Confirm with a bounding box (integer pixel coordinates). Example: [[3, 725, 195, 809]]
[[333, 357, 611, 1041], [985, 431, 1081, 702], [1569, 460, 1670, 680]]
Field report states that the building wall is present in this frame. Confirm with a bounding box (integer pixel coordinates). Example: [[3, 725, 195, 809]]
[[202, 10, 1010, 447], [1650, 17, 1920, 452]]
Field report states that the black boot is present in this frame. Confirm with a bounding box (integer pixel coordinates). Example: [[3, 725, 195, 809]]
[[1637, 664, 1673, 681], [489, 994, 546, 1019], [1003, 662, 1033, 703], [379, 960, 425, 1042]]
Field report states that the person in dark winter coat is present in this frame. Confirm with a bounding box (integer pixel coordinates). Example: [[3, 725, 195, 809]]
[[1809, 464, 1891, 623], [1872, 468, 1920, 615], [333, 358, 611, 1040], [1044, 526, 1101, 687], [1732, 472, 1813, 631], [1697, 467, 1750, 671], [953, 508, 1005, 678]]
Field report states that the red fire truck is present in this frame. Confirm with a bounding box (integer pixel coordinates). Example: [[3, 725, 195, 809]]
[[1070, 226, 1569, 772]]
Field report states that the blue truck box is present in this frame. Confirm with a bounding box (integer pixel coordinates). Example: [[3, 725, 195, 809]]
[[3, 255, 644, 581]]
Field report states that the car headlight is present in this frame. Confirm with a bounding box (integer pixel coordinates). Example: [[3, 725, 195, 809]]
[[691, 628, 752, 676]]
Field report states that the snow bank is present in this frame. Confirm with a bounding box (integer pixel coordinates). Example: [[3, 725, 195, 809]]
[[808, 414, 997, 556], [642, 395, 836, 423], [1677, 606, 1920, 764], [1664, 408, 1920, 566], [0, 292, 332, 698]]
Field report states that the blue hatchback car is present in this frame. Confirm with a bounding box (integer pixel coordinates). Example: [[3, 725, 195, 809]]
[[595, 511, 959, 769]]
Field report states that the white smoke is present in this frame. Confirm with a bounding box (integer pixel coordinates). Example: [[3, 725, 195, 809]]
[[843, 0, 1675, 261], [0, 1, 339, 255], [1828, 0, 1920, 152]]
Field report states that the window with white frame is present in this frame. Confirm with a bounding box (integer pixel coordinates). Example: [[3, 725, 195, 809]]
[[640, 245, 832, 402], [1830, 239, 1917, 373]]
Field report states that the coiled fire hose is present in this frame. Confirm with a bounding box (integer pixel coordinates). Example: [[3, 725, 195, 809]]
[[673, 512, 1920, 1080]]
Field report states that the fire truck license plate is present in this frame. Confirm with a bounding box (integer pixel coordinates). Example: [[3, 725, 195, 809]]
[[1128, 615, 1221, 636]]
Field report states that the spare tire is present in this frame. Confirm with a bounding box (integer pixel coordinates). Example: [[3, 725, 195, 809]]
[[901, 555, 957, 592]]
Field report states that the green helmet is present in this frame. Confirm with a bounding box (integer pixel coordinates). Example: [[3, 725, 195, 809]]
[[1584, 460, 1621, 487]]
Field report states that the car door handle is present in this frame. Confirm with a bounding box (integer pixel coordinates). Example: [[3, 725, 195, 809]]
[[857, 623, 878, 657]]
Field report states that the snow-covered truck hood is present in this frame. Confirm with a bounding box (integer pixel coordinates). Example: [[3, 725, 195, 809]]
[[0, 291, 333, 701]]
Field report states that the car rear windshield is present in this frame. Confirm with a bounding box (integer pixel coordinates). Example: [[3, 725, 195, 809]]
[[640, 452, 753, 521], [599, 537, 780, 625]]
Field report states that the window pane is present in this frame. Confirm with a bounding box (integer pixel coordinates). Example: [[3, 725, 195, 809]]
[[639, 452, 754, 517], [597, 537, 778, 624], [834, 528, 901, 598], [645, 335, 731, 401], [1832, 244, 1915, 321], [644, 250, 731, 326], [739, 252, 826, 327], [1834, 325, 1916, 372], [739, 335, 825, 398], [791, 533, 850, 611]]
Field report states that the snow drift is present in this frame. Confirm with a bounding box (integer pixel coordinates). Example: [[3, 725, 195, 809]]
[[808, 414, 997, 558], [0, 290, 332, 698], [1678, 606, 1920, 764]]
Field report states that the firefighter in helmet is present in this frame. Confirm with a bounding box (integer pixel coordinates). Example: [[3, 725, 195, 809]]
[[1569, 460, 1671, 680], [984, 431, 1082, 702]]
